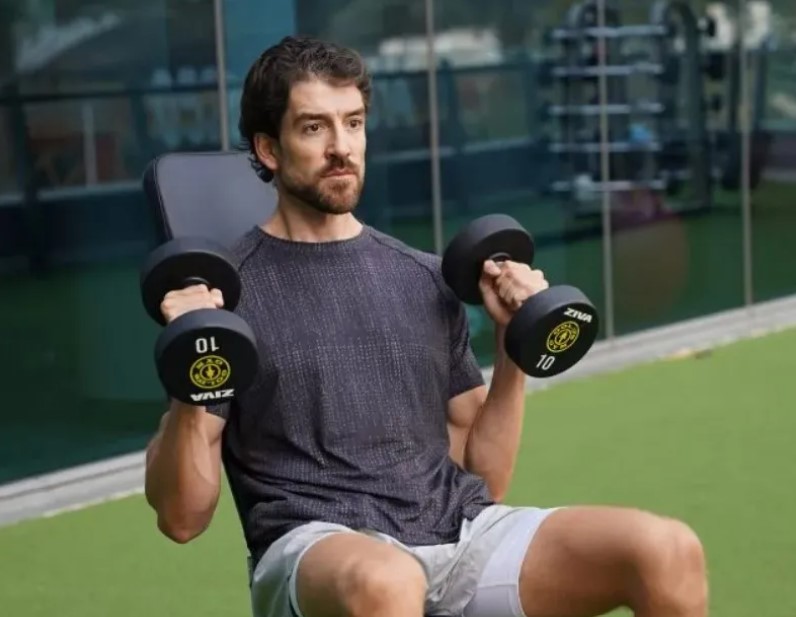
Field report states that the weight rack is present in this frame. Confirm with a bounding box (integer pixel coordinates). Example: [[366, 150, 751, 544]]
[[537, 0, 721, 216]]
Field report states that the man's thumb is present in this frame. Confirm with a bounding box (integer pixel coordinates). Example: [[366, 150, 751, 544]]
[[483, 259, 501, 277]]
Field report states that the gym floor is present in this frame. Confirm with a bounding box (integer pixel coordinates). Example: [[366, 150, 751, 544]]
[[2, 324, 795, 616]]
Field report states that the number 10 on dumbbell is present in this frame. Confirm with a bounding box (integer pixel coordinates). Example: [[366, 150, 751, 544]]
[[140, 237, 259, 405], [442, 215, 599, 378]]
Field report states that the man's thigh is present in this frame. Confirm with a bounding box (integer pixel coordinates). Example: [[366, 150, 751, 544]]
[[250, 521, 427, 617], [465, 505, 708, 617], [250, 522, 349, 617], [295, 530, 427, 617]]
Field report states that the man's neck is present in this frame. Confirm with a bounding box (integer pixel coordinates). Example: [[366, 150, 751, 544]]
[[262, 199, 363, 243]]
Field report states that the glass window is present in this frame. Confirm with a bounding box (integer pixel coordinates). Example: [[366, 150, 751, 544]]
[[749, 0, 796, 302], [432, 0, 608, 365], [1, 0, 220, 483], [600, 0, 745, 334]]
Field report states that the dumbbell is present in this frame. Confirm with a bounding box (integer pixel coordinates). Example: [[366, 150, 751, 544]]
[[140, 237, 258, 405], [441, 215, 599, 378]]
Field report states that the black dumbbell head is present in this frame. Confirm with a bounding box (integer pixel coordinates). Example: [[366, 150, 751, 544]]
[[442, 214, 535, 305], [505, 285, 599, 377], [155, 308, 258, 405], [141, 237, 241, 326]]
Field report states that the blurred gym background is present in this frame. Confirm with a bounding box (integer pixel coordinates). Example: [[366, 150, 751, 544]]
[[2, 0, 795, 551], [3, 2, 796, 615]]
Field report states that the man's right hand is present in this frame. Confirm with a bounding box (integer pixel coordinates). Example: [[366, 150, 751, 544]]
[[160, 284, 224, 323]]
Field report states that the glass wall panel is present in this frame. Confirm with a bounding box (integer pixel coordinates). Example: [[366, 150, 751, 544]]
[[603, 0, 745, 334], [0, 0, 221, 483], [432, 0, 608, 365], [748, 0, 796, 302], [7, 0, 788, 485]]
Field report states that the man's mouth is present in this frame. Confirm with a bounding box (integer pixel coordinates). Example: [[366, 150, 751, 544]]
[[323, 168, 356, 177]]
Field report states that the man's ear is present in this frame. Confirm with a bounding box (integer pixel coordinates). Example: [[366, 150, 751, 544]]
[[253, 133, 279, 174]]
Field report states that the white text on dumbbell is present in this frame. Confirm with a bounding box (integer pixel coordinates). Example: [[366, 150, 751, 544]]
[[537, 355, 556, 371], [195, 337, 220, 353], [564, 308, 593, 323], [190, 389, 235, 402]]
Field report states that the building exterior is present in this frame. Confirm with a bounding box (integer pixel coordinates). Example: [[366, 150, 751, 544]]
[[1, 0, 794, 484]]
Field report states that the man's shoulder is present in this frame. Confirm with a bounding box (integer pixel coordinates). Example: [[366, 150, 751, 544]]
[[365, 226, 442, 273], [224, 226, 268, 273], [364, 226, 461, 305]]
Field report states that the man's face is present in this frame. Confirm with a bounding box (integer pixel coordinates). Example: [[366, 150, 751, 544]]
[[258, 78, 367, 215]]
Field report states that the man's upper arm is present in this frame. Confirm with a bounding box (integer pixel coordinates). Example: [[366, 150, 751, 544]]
[[445, 288, 487, 467], [447, 385, 487, 468], [446, 287, 485, 396]]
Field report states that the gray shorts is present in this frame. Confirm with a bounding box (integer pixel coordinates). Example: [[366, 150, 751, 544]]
[[249, 504, 559, 617]]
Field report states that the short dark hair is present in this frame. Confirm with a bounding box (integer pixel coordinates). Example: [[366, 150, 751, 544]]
[[238, 35, 372, 182]]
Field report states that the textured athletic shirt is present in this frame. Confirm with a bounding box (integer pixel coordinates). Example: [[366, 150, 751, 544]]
[[207, 224, 494, 563]]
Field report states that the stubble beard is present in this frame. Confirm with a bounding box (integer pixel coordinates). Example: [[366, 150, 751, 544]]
[[280, 169, 364, 215]]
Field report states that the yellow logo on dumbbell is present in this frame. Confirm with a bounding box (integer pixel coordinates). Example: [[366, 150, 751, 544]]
[[190, 355, 231, 389], [546, 321, 580, 353]]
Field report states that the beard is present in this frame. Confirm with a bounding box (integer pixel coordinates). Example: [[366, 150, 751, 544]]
[[278, 162, 364, 215]]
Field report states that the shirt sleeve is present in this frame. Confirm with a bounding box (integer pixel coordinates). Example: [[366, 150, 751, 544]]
[[448, 297, 486, 399], [204, 400, 233, 420]]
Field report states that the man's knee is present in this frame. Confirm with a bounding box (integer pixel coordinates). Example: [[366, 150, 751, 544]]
[[296, 533, 427, 617], [638, 517, 707, 578], [634, 516, 708, 611], [338, 553, 427, 614]]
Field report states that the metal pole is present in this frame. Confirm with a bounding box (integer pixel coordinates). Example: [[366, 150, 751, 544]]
[[739, 0, 754, 308], [82, 102, 98, 185], [213, 0, 231, 151], [424, 0, 444, 255], [597, 0, 616, 340]]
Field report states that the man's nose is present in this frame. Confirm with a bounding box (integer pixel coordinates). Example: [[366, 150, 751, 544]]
[[326, 123, 352, 160]]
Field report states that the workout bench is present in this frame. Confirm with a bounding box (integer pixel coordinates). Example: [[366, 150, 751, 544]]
[[143, 150, 278, 246]]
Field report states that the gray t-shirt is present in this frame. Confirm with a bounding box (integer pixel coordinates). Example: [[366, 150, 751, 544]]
[[207, 224, 493, 563]]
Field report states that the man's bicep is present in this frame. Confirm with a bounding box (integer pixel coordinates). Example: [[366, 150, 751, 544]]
[[446, 385, 488, 468], [447, 297, 486, 398]]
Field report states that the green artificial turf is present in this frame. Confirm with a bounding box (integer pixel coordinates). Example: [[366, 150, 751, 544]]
[[2, 326, 796, 616]]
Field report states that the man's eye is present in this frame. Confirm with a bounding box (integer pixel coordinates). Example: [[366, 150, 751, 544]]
[[304, 123, 321, 133]]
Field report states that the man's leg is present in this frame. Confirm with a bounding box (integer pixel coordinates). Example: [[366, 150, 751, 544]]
[[294, 532, 428, 617], [515, 506, 708, 617]]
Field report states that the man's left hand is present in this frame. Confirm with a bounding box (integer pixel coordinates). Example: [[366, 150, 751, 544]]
[[478, 260, 549, 327]]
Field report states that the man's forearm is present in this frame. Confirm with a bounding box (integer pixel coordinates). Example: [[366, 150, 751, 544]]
[[464, 326, 527, 501], [145, 402, 222, 541]]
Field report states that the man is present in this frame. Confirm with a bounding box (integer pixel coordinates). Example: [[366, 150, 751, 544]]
[[144, 36, 708, 617]]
